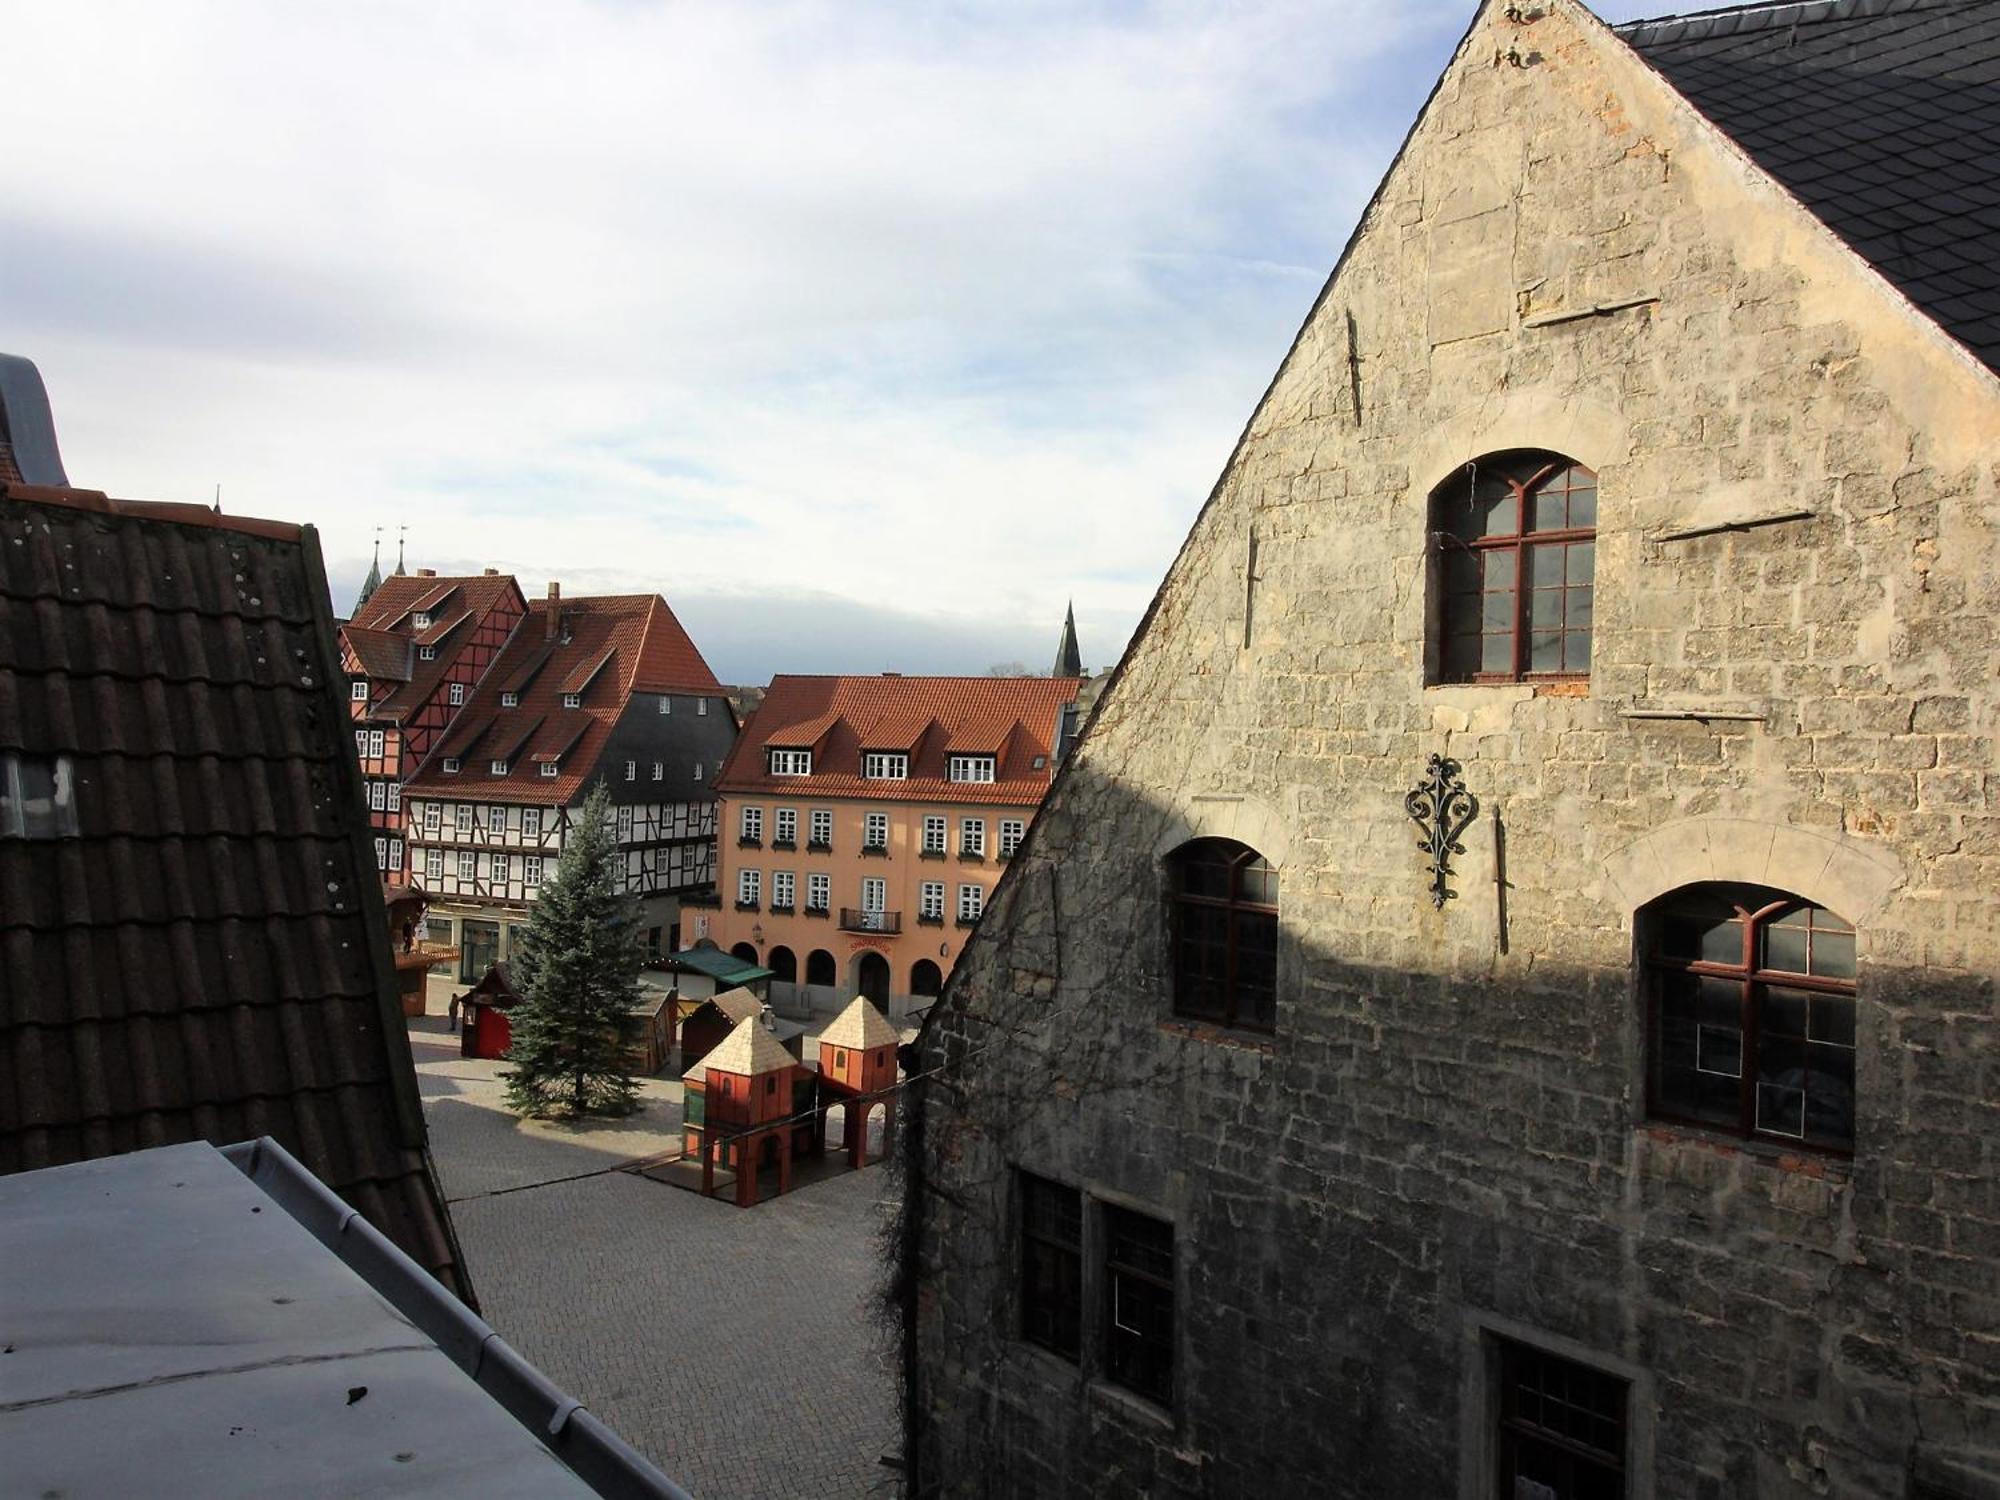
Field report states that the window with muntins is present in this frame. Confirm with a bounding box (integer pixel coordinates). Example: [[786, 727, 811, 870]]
[[351, 681, 368, 701], [1432, 451, 1596, 683], [502, 691, 519, 707], [774, 808, 797, 844], [770, 749, 812, 776], [423, 802, 441, 833], [457, 852, 475, 881], [1000, 819, 1025, 857], [449, 683, 464, 706], [807, 872, 830, 912], [426, 848, 444, 880], [739, 869, 761, 906], [772, 871, 794, 909], [456, 805, 473, 836], [522, 807, 541, 839], [562, 692, 581, 708], [920, 882, 944, 920], [864, 812, 889, 850], [922, 816, 947, 854], [862, 752, 908, 780], [948, 755, 995, 783], [957, 883, 983, 923], [741, 806, 764, 842], [960, 818, 985, 857], [1496, 1339, 1628, 1500], [1020, 1173, 1082, 1361], [810, 809, 833, 848], [1168, 838, 1279, 1032], [524, 855, 543, 886], [1104, 1205, 1174, 1407], [1643, 883, 1857, 1151]]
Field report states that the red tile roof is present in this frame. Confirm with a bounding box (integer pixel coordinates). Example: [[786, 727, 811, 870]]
[[718, 675, 1081, 807], [341, 573, 524, 725], [408, 593, 721, 805], [0, 482, 473, 1304]]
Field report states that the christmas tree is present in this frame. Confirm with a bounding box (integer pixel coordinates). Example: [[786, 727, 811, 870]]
[[503, 782, 642, 1118]]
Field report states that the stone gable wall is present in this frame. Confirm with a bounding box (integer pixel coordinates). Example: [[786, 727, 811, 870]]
[[911, 3, 2000, 1497]]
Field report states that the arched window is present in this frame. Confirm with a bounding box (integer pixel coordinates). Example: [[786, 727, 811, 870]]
[[1642, 883, 1856, 1151], [730, 942, 759, 966], [1168, 838, 1278, 1032], [1431, 451, 1595, 683], [911, 959, 943, 998], [805, 948, 837, 987], [767, 945, 797, 984]]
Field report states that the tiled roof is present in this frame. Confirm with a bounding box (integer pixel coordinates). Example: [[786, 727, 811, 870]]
[[407, 593, 721, 805], [691, 1014, 796, 1079], [1618, 0, 2000, 372], [719, 675, 1082, 807], [819, 996, 899, 1051], [341, 572, 524, 725], [0, 482, 472, 1305]]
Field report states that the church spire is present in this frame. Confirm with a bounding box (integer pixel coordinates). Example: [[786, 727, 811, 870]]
[[393, 524, 407, 577], [1053, 601, 1082, 678], [357, 528, 383, 608]]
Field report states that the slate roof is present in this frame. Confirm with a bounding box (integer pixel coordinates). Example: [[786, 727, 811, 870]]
[[1618, 0, 2000, 373], [341, 571, 524, 725], [0, 481, 472, 1304], [719, 674, 1083, 808], [407, 594, 722, 806]]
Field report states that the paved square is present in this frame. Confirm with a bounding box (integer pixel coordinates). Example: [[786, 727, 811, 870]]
[[410, 1017, 903, 1500]]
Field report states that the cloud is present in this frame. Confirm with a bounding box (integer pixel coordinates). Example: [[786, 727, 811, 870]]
[[3, 0, 1477, 679]]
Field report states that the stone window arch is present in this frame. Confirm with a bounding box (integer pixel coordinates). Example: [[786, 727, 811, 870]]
[[1167, 838, 1278, 1032], [1641, 883, 1857, 1152], [1430, 450, 1596, 683]]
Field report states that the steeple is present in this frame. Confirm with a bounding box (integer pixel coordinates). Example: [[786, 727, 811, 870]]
[[357, 528, 383, 608], [393, 524, 407, 577], [1053, 601, 1083, 678]]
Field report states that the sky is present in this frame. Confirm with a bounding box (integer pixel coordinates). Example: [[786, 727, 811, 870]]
[[3, 0, 1667, 684]]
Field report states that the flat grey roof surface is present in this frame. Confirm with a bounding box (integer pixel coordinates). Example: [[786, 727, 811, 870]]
[[0, 1142, 599, 1499]]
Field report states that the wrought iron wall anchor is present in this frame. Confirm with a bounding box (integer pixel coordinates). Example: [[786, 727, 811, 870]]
[[1405, 755, 1478, 909]]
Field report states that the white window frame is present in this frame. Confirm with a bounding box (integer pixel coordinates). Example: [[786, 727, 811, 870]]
[[769, 749, 812, 776], [697, 698, 709, 716], [693, 762, 704, 781], [864, 812, 889, 850], [373, 837, 387, 870], [958, 883, 984, 922], [501, 691, 519, 707], [541, 763, 559, 778], [658, 696, 671, 715], [861, 876, 887, 912], [960, 818, 986, 857], [493, 853, 511, 884], [457, 851, 475, 881], [922, 815, 946, 854], [920, 881, 945, 920], [862, 752, 908, 780], [488, 805, 507, 838], [387, 783, 402, 812], [413, 612, 432, 630], [807, 872, 830, 912], [617, 805, 633, 840], [449, 683, 464, 706], [810, 809, 833, 847], [652, 761, 664, 781], [443, 758, 461, 774], [772, 870, 795, 909], [1000, 818, 1025, 857], [741, 806, 764, 842], [426, 848, 444, 880], [491, 760, 509, 775], [387, 839, 403, 872], [774, 808, 797, 844], [418, 644, 436, 661], [522, 807, 542, 839], [625, 760, 636, 781], [562, 692, 582, 709], [423, 802, 441, 833], [351, 681, 369, 702], [739, 868, 762, 906], [367, 781, 386, 812], [524, 855, 544, 887], [368, 730, 385, 759], [354, 730, 367, 757], [948, 755, 996, 783], [455, 805, 473, 836]]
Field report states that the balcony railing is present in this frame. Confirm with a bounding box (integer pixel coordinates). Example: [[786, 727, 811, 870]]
[[839, 907, 901, 935]]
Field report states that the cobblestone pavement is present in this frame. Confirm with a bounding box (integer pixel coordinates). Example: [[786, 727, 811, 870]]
[[409, 1017, 903, 1500]]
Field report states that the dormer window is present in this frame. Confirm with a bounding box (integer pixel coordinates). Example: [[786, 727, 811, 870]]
[[770, 749, 812, 776], [540, 763, 559, 778], [443, 758, 461, 774], [412, 612, 432, 629], [863, 753, 908, 780], [0, 754, 79, 839], [563, 693, 582, 709], [501, 692, 519, 708], [948, 755, 996, 784], [491, 760, 509, 775], [419, 645, 437, 661], [351, 681, 369, 702]]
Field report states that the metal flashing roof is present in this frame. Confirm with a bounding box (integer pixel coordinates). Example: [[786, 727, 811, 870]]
[[0, 1140, 691, 1499]]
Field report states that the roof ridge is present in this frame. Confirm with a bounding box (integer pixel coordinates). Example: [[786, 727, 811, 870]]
[[1615, 0, 1970, 36]]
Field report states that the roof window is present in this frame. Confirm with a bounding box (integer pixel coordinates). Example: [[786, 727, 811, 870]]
[[0, 754, 79, 839]]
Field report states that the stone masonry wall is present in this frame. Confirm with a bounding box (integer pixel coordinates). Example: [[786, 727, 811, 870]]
[[911, 3, 2000, 1497]]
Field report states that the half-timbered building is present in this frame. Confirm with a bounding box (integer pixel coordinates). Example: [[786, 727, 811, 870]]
[[403, 586, 734, 984], [341, 568, 527, 877]]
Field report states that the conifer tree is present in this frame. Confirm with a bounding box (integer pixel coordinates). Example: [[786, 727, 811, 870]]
[[503, 782, 641, 1118]]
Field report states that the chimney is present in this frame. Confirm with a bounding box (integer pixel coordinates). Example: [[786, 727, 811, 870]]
[[417, 568, 437, 577], [545, 581, 561, 640], [483, 567, 499, 576]]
